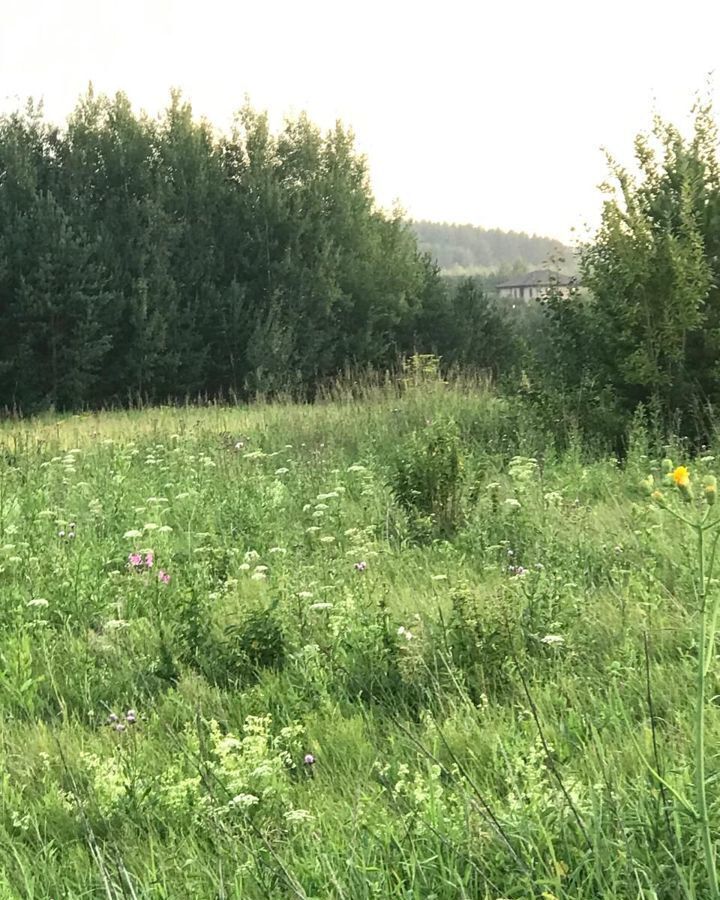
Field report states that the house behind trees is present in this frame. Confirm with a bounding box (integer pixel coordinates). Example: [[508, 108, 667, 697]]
[[497, 269, 574, 302]]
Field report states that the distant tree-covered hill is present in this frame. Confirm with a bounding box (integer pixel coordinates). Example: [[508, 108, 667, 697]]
[[411, 220, 573, 274]]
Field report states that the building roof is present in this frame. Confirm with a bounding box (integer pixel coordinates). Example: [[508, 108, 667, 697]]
[[497, 269, 574, 289]]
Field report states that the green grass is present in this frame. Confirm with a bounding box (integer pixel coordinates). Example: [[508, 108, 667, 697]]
[[0, 377, 717, 898]]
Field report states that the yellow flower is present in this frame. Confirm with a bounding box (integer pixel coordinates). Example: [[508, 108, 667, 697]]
[[673, 466, 690, 488]]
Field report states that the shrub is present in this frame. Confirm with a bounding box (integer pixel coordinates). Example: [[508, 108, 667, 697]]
[[389, 417, 465, 538], [224, 602, 287, 676]]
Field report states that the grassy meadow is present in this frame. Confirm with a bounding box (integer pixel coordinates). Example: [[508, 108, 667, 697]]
[[0, 374, 718, 898]]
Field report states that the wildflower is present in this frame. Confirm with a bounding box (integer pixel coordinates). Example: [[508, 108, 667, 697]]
[[123, 529, 142, 539], [640, 475, 654, 495], [541, 634, 565, 645], [431, 574, 447, 581], [58, 530, 65, 538], [354, 561, 367, 572], [114, 723, 126, 733], [251, 570, 267, 581], [158, 570, 170, 585], [309, 602, 333, 611], [397, 626, 413, 641], [145, 551, 154, 568], [106, 712, 119, 725], [304, 753, 315, 766], [27, 598, 49, 608], [128, 552, 143, 568], [298, 591, 314, 599], [705, 475, 717, 506], [244, 550, 260, 563], [673, 466, 690, 488], [125, 709, 137, 724], [230, 793, 259, 807], [284, 808, 314, 823]]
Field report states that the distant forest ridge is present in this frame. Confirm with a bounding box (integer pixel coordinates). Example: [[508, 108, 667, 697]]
[[411, 220, 574, 275]]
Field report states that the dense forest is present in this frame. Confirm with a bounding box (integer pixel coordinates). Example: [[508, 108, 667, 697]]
[[0, 90, 522, 411], [0, 88, 577, 416], [412, 219, 571, 274]]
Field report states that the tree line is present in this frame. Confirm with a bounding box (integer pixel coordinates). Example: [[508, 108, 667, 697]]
[[4, 87, 720, 449], [412, 220, 570, 275], [0, 90, 520, 411]]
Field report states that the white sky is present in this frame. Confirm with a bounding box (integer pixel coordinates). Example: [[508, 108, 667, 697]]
[[2, 0, 719, 243]]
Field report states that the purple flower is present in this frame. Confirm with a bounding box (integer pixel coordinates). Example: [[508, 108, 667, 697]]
[[158, 570, 170, 585], [125, 709, 137, 724], [106, 712, 119, 725], [114, 722, 126, 733], [304, 753, 316, 766], [128, 552, 143, 568], [354, 561, 367, 573], [144, 551, 154, 569]]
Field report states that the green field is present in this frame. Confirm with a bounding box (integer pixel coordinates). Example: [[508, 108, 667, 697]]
[[0, 376, 717, 899]]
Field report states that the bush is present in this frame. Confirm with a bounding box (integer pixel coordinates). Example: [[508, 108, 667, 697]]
[[388, 417, 466, 538], [224, 603, 287, 676]]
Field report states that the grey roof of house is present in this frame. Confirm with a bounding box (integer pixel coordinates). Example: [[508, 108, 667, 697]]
[[497, 269, 574, 289]]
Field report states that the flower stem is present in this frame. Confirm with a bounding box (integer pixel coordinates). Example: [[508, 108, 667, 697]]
[[704, 527, 720, 677], [697, 523, 720, 899]]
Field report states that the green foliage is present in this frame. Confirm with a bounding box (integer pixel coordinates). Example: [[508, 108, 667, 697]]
[[225, 602, 287, 676], [414, 277, 523, 378], [389, 416, 466, 537], [535, 102, 720, 446]]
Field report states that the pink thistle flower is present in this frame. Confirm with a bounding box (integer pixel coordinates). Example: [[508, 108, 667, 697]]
[[128, 552, 143, 568], [158, 570, 170, 585], [144, 551, 154, 569]]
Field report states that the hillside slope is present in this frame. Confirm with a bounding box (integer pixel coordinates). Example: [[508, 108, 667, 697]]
[[412, 219, 572, 274]]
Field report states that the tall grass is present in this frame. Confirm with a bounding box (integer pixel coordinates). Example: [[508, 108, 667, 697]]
[[0, 371, 717, 897]]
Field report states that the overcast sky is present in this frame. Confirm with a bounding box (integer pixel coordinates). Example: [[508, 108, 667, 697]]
[[2, 0, 719, 243]]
